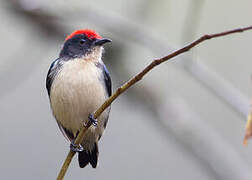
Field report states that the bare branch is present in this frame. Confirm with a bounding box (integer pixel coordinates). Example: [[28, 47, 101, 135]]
[[57, 25, 252, 180]]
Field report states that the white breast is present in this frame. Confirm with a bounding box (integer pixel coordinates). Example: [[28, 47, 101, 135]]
[[50, 58, 108, 141]]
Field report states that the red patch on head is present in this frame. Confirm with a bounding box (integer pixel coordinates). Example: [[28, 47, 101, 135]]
[[65, 29, 102, 41]]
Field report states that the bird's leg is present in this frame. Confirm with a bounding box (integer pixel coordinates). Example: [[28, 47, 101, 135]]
[[88, 113, 98, 126], [70, 114, 97, 152], [70, 140, 84, 152]]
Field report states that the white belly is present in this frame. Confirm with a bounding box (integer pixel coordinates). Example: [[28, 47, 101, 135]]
[[50, 59, 109, 143]]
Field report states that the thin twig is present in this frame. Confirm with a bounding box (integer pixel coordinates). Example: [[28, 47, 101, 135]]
[[57, 25, 252, 180], [71, 7, 250, 118]]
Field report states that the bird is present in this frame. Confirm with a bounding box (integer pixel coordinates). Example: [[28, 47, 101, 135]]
[[46, 29, 112, 168]]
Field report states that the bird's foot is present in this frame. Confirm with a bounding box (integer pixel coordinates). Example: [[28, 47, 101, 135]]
[[88, 113, 98, 126], [70, 141, 84, 152]]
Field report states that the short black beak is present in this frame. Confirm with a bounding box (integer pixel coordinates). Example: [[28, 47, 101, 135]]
[[94, 38, 112, 46]]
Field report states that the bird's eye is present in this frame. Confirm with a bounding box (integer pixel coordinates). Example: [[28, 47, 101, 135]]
[[79, 39, 85, 45]]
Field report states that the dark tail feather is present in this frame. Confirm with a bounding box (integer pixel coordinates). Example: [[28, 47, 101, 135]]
[[78, 143, 99, 168]]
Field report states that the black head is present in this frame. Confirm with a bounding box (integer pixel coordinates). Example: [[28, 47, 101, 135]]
[[59, 29, 111, 58]]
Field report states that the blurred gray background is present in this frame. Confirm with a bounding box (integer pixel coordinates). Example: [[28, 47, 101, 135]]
[[1, 0, 252, 179]]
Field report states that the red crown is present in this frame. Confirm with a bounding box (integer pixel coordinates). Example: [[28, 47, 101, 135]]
[[65, 29, 102, 41]]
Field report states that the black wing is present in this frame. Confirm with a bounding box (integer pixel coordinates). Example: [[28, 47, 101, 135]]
[[46, 58, 63, 96], [102, 64, 112, 96], [46, 59, 74, 141]]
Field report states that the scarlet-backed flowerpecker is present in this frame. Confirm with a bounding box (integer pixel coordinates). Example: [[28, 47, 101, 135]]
[[46, 29, 112, 168]]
